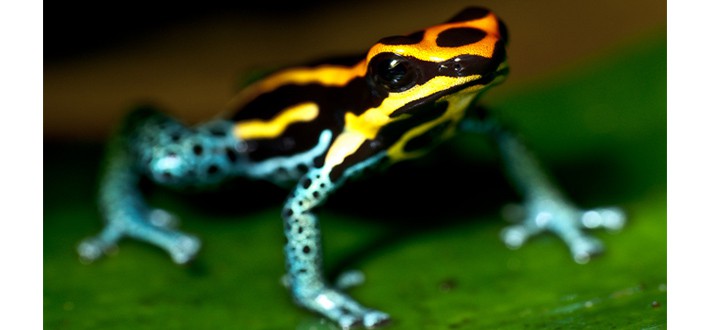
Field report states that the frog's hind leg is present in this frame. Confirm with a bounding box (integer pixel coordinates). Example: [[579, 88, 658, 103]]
[[77, 106, 240, 264]]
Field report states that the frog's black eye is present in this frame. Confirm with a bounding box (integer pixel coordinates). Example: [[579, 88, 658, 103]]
[[368, 54, 419, 93]]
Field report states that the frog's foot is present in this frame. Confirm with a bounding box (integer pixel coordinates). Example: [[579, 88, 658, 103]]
[[294, 287, 390, 329], [500, 200, 625, 263], [283, 271, 379, 328], [77, 209, 201, 265]]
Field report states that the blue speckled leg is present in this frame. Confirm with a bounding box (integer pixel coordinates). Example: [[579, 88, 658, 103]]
[[77, 149, 201, 263], [461, 111, 625, 263], [78, 107, 242, 264], [283, 168, 389, 329]]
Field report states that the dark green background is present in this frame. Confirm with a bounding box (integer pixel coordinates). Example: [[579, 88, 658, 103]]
[[44, 30, 666, 329]]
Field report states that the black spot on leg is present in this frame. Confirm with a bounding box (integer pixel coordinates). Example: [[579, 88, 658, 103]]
[[283, 208, 294, 218], [312, 191, 320, 199], [193, 145, 203, 156], [207, 165, 220, 175], [313, 155, 326, 167], [170, 132, 182, 142], [302, 178, 312, 189], [302, 245, 311, 254]]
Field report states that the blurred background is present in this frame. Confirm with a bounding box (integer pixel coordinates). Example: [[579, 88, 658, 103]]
[[44, 0, 665, 140]]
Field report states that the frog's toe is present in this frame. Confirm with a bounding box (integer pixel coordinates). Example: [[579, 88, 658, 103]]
[[166, 234, 201, 264], [581, 207, 626, 231], [77, 238, 111, 263], [337, 314, 362, 329], [568, 235, 604, 264], [336, 309, 389, 330], [77, 225, 123, 263], [362, 310, 390, 329], [501, 223, 536, 249]]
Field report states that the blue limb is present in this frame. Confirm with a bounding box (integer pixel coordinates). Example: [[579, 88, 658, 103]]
[[283, 168, 389, 329], [77, 134, 201, 264], [461, 110, 625, 263], [78, 107, 239, 264]]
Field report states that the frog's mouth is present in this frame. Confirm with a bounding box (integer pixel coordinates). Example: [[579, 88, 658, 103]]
[[450, 62, 509, 94], [494, 65, 509, 79], [475, 63, 508, 85]]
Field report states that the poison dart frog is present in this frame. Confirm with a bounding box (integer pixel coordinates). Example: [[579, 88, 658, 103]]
[[78, 6, 625, 329]]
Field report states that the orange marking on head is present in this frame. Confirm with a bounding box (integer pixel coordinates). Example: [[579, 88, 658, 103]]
[[367, 12, 505, 63]]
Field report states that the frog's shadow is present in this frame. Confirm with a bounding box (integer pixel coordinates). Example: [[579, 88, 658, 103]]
[[163, 145, 626, 277]]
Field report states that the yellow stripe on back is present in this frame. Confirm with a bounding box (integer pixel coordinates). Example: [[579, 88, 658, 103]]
[[234, 102, 319, 139]]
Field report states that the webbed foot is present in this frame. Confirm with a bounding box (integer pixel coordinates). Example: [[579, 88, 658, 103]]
[[77, 208, 201, 264], [294, 287, 390, 329], [501, 200, 625, 263], [283, 270, 384, 329]]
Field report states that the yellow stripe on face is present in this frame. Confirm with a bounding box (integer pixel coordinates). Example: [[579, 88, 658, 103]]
[[349, 75, 481, 135], [234, 102, 319, 139], [324, 76, 484, 167], [387, 93, 475, 161]]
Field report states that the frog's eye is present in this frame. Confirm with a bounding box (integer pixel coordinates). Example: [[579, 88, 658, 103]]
[[368, 54, 419, 93]]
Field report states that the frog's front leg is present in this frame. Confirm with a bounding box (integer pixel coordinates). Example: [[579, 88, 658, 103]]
[[284, 166, 389, 329], [462, 108, 625, 263], [78, 107, 238, 264]]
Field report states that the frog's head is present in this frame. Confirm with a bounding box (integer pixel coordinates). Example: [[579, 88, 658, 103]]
[[364, 7, 508, 115]]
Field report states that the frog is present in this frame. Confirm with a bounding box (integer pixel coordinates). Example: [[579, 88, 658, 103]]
[[77, 6, 625, 329]]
